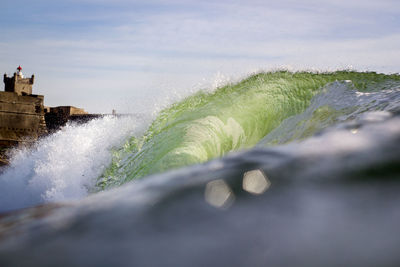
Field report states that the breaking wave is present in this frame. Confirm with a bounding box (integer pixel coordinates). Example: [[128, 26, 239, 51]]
[[0, 70, 399, 212], [97, 71, 400, 188]]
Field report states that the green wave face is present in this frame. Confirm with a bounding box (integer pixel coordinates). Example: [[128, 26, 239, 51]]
[[97, 71, 400, 189]]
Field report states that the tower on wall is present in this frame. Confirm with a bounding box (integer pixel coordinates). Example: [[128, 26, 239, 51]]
[[3, 66, 35, 95]]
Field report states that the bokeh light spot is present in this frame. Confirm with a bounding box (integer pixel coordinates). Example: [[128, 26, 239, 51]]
[[205, 179, 234, 209], [350, 128, 358, 134], [242, 169, 270, 195]]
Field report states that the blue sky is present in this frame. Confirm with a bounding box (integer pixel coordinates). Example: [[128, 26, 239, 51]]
[[1, 0, 399, 113]]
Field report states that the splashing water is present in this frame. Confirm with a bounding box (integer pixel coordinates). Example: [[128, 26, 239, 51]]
[[0, 116, 148, 212]]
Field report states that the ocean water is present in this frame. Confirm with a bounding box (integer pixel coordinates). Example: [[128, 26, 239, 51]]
[[0, 70, 399, 266]]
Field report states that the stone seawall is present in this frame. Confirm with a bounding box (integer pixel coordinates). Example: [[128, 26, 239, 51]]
[[0, 92, 46, 139], [0, 91, 47, 164], [0, 92, 105, 165]]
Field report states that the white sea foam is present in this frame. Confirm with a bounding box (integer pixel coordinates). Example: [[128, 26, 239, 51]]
[[0, 115, 148, 212]]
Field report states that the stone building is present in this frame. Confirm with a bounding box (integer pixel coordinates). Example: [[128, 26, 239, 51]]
[[3, 66, 35, 95]]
